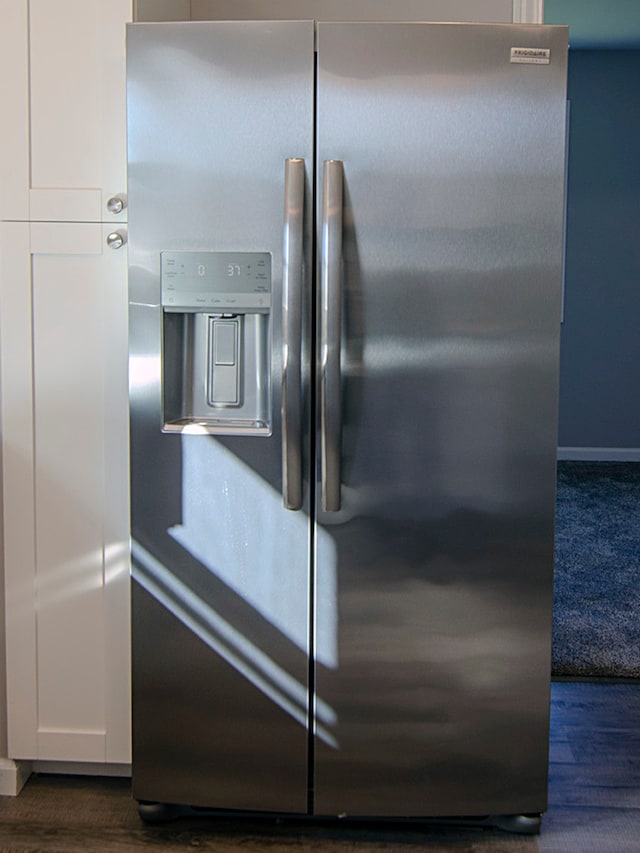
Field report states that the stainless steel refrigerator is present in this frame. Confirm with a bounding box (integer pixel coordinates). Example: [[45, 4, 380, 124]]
[[126, 19, 568, 831]]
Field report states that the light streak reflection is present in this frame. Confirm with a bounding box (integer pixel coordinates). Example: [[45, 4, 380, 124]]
[[132, 539, 338, 747], [170, 436, 338, 669]]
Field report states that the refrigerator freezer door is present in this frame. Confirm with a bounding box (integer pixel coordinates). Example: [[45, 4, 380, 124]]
[[314, 22, 568, 817], [127, 20, 314, 812]]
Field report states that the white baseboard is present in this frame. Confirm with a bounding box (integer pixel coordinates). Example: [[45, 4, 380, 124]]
[[32, 760, 131, 778], [558, 447, 640, 462], [0, 758, 32, 796]]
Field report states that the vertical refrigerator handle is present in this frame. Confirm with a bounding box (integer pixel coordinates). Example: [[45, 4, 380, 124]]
[[282, 158, 305, 510], [320, 159, 344, 513]]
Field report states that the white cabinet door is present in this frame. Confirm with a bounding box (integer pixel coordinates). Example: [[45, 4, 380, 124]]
[[0, 222, 130, 763], [0, 0, 132, 223]]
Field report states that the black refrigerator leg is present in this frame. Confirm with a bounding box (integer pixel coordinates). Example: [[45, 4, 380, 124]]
[[492, 813, 542, 835], [137, 801, 186, 823]]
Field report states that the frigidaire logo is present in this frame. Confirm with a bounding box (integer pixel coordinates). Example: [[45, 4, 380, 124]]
[[510, 47, 551, 64]]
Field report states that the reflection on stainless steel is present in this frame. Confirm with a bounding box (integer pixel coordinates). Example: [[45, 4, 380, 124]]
[[127, 17, 567, 826], [132, 539, 338, 745], [168, 436, 337, 669], [128, 354, 160, 392]]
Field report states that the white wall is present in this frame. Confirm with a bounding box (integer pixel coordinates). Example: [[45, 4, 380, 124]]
[[189, 0, 514, 23]]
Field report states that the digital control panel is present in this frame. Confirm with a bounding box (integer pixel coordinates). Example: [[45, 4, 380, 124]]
[[161, 251, 271, 312]]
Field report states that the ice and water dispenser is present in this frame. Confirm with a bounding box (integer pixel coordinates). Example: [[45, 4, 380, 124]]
[[161, 251, 271, 435]]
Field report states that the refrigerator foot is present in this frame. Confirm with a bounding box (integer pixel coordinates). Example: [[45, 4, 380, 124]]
[[137, 801, 186, 823], [491, 813, 542, 835]]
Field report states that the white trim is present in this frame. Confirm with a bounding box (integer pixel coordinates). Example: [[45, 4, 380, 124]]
[[0, 223, 38, 759], [512, 0, 544, 24], [32, 761, 131, 777], [557, 447, 640, 462], [0, 759, 32, 797], [0, 0, 30, 220]]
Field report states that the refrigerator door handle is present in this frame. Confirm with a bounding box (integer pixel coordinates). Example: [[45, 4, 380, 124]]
[[320, 159, 344, 512], [282, 158, 305, 510]]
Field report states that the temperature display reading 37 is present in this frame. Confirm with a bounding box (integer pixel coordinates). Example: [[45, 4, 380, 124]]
[[161, 251, 271, 312]]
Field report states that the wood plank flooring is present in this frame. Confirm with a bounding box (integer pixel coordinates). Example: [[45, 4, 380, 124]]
[[0, 681, 638, 852]]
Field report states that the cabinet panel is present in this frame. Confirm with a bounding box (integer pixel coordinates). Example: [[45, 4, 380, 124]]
[[0, 223, 130, 763], [30, 190, 104, 224], [33, 242, 108, 740], [28, 0, 131, 221]]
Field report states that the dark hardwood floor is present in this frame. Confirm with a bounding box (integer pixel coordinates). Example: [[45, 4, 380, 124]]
[[0, 681, 638, 852]]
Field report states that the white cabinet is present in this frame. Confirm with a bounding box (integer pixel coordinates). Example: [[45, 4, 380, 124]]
[[0, 0, 131, 223], [0, 0, 132, 769], [0, 222, 130, 763]]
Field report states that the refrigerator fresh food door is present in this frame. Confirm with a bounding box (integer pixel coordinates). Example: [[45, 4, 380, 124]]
[[314, 22, 568, 817], [127, 20, 314, 812]]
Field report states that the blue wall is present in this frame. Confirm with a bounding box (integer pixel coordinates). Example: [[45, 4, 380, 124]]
[[545, 0, 640, 50], [558, 50, 640, 451]]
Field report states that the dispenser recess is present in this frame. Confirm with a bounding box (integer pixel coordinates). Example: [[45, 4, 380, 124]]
[[161, 251, 271, 435]]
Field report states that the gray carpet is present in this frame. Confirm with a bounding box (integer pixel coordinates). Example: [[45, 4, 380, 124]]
[[552, 461, 640, 678]]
